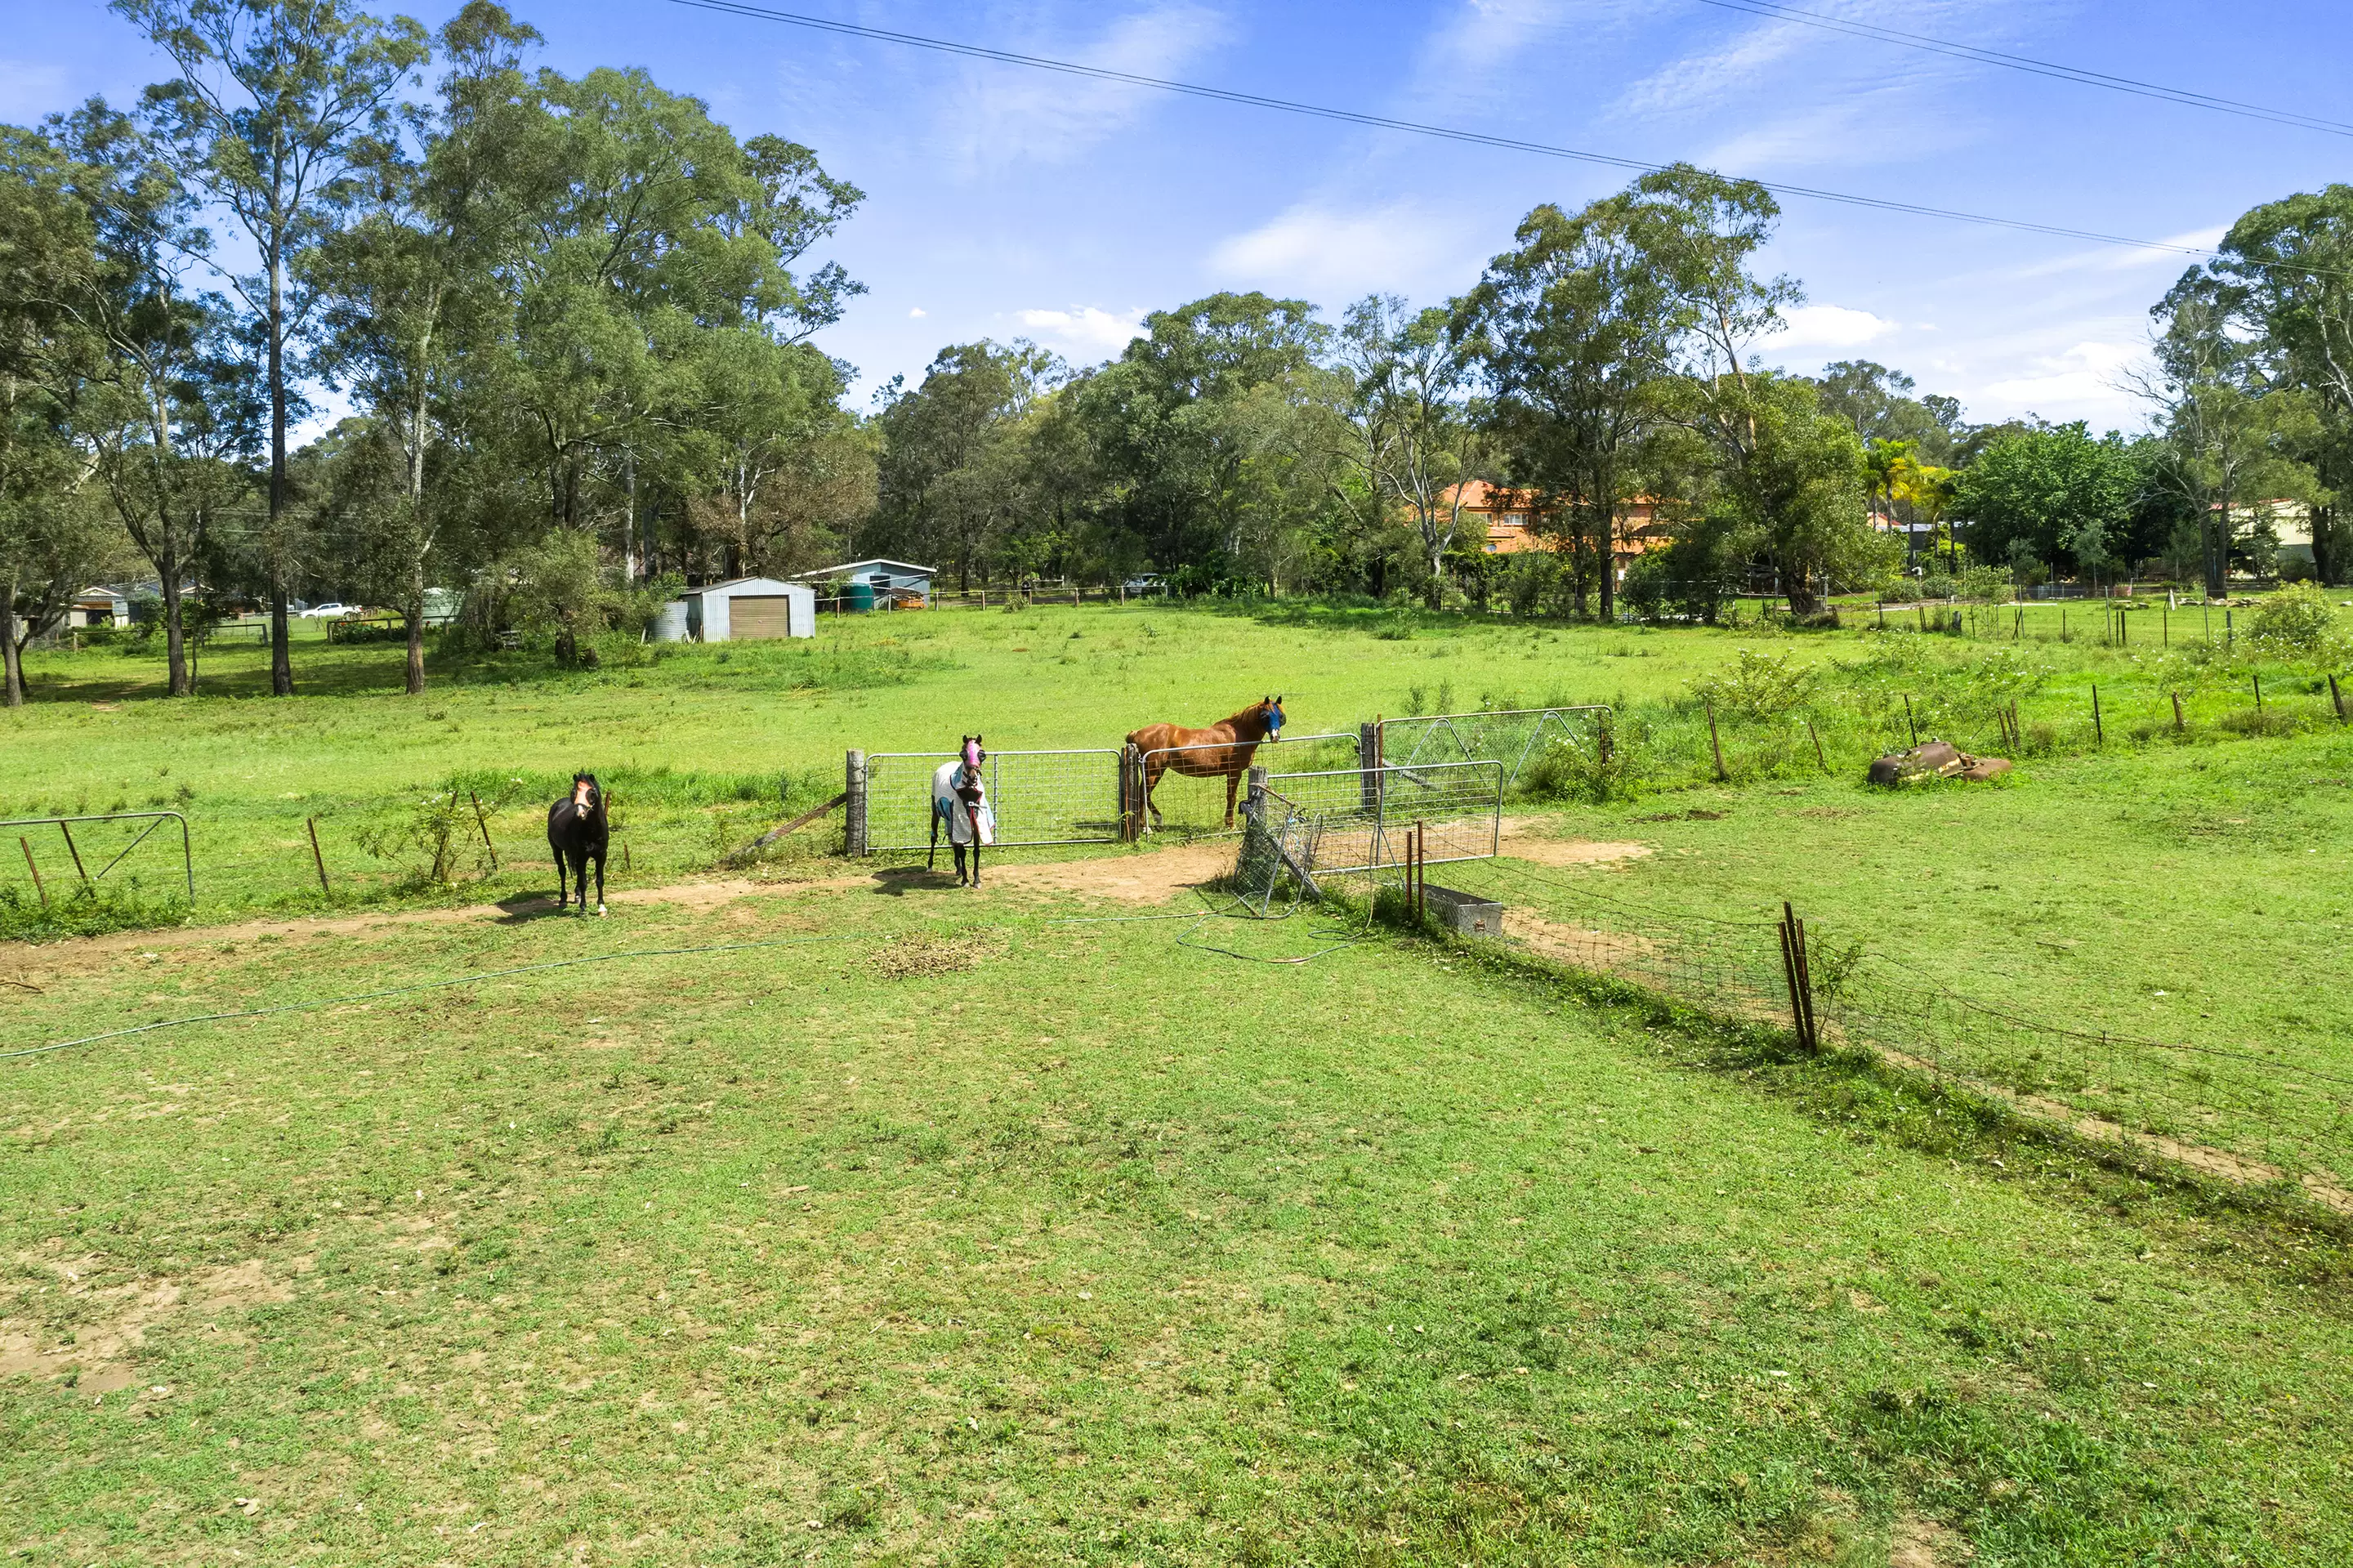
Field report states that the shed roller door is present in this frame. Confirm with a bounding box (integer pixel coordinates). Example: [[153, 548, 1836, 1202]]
[[730, 595, 793, 639]]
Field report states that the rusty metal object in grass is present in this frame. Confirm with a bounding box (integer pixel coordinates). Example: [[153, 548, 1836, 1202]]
[[1867, 741, 2009, 787]]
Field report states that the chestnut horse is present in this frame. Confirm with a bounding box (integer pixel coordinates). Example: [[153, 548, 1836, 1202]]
[[1126, 695, 1285, 829]]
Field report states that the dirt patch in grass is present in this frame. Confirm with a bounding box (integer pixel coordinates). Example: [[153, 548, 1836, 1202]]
[[1891, 1514, 1973, 1566], [1497, 824, 1653, 869], [0, 1253, 300, 1391], [985, 842, 1237, 904], [870, 931, 1004, 980]]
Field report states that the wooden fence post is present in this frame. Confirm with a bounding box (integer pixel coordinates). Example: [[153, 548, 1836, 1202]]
[[1778, 902, 1818, 1052], [1807, 719, 1828, 773], [2253, 673, 2263, 710], [307, 817, 331, 896], [1705, 699, 1727, 780], [2092, 684, 2103, 744], [2172, 690, 2186, 732], [1902, 694, 1918, 748], [2331, 673, 2346, 722], [20, 837, 46, 907]]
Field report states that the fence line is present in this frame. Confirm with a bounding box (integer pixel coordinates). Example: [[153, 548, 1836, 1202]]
[[1422, 854, 2352, 1213], [1377, 706, 1614, 785], [854, 749, 1126, 853], [1132, 732, 1359, 838], [1, 811, 194, 905]]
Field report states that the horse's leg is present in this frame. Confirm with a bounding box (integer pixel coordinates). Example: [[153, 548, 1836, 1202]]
[[927, 809, 940, 870], [1224, 770, 1239, 829], [593, 848, 606, 916], [952, 842, 967, 884], [1145, 766, 1164, 825], [554, 844, 569, 912]]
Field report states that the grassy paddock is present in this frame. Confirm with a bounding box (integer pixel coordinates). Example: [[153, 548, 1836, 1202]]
[[3, 881, 2350, 1563]]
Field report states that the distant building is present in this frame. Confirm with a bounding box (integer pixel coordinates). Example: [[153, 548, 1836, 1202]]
[[68, 586, 130, 628], [1440, 481, 1672, 580], [651, 577, 815, 641], [2212, 498, 2315, 571], [789, 559, 935, 608]]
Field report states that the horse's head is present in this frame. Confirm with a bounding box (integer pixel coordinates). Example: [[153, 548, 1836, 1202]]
[[571, 771, 600, 810], [962, 735, 985, 770], [1259, 695, 1286, 739]]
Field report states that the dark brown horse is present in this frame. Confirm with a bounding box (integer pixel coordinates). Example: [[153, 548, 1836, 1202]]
[[547, 771, 609, 916], [1126, 696, 1285, 829]]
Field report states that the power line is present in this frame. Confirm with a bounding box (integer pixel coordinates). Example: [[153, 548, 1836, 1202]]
[[656, 0, 2236, 266], [1693, 0, 2353, 141]]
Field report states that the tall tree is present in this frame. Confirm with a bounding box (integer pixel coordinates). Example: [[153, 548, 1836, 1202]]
[[872, 340, 1059, 589], [1462, 196, 1676, 619], [47, 101, 259, 696], [308, 0, 534, 693], [2208, 186, 2353, 583], [1957, 423, 2141, 583], [1340, 295, 1486, 608], [115, 0, 429, 695], [2137, 270, 2320, 595]]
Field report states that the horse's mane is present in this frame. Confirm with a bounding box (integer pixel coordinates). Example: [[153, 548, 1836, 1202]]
[[1218, 700, 1270, 727]]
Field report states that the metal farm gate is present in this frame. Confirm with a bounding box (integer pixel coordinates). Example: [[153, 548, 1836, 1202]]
[[849, 749, 1127, 853], [1128, 731, 1360, 838], [1233, 759, 1504, 911], [1376, 707, 1612, 784]]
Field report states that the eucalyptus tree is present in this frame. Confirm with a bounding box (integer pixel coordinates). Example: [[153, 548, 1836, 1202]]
[[43, 102, 261, 695], [1627, 165, 1879, 612], [1460, 193, 1674, 619], [1079, 292, 1329, 584], [482, 67, 864, 540], [1338, 293, 1486, 608], [872, 338, 1060, 590], [2208, 186, 2353, 582], [2136, 270, 2320, 594], [114, 0, 429, 695], [306, 0, 535, 693], [680, 326, 864, 579]]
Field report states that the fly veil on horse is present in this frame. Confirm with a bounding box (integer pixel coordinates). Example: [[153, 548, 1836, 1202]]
[[547, 771, 609, 915], [1126, 696, 1286, 829], [928, 736, 995, 887]]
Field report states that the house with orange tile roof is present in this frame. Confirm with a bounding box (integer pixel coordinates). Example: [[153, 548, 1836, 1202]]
[[1443, 480, 1674, 579]]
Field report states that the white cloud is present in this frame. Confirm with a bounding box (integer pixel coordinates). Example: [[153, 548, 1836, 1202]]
[[949, 6, 1231, 168], [1016, 306, 1150, 357], [908, 306, 926, 319], [1772, 303, 1899, 351], [1207, 202, 1462, 297], [1978, 339, 2144, 408]]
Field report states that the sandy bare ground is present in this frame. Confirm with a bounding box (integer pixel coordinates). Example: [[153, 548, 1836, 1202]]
[[0, 842, 1243, 986], [0, 1249, 304, 1393], [1496, 820, 1653, 869]]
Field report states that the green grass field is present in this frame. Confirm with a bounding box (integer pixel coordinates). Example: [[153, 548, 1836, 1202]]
[[6, 601, 2351, 1563], [4, 883, 2349, 1564]]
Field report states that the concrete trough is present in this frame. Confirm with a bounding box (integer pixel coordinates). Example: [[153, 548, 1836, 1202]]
[[1421, 884, 1504, 938]]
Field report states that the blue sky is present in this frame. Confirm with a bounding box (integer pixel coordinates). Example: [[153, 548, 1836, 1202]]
[[7, 0, 2349, 432]]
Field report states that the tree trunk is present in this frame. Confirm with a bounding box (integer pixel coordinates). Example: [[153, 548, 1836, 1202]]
[[2205, 486, 2229, 599], [268, 240, 293, 697], [405, 553, 426, 697], [160, 545, 190, 698], [1, 598, 22, 708], [1597, 502, 1616, 622]]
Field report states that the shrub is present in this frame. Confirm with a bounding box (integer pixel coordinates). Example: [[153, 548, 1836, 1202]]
[[1917, 571, 1958, 601], [2246, 582, 2342, 659], [1519, 730, 1638, 802], [1691, 647, 1817, 721], [1958, 565, 2011, 603]]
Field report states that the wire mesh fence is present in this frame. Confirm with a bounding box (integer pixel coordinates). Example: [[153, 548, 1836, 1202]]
[[1133, 732, 1360, 838], [857, 749, 1126, 852], [2, 812, 196, 908], [1241, 759, 1505, 883], [1377, 707, 1613, 784], [1405, 854, 2353, 1213]]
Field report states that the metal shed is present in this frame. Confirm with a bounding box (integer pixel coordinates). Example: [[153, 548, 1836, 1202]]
[[652, 577, 815, 641], [793, 559, 935, 609]]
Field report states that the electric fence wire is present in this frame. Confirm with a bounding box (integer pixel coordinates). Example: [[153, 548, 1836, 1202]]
[[656, 0, 2353, 279]]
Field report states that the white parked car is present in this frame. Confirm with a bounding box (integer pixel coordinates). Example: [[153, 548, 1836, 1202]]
[[301, 602, 357, 619]]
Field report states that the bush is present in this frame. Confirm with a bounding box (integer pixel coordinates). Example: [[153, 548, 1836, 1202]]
[[1917, 571, 1958, 601], [1691, 647, 1818, 721], [1519, 730, 1638, 802], [356, 782, 514, 888], [2246, 582, 2342, 659], [1958, 565, 2011, 603]]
